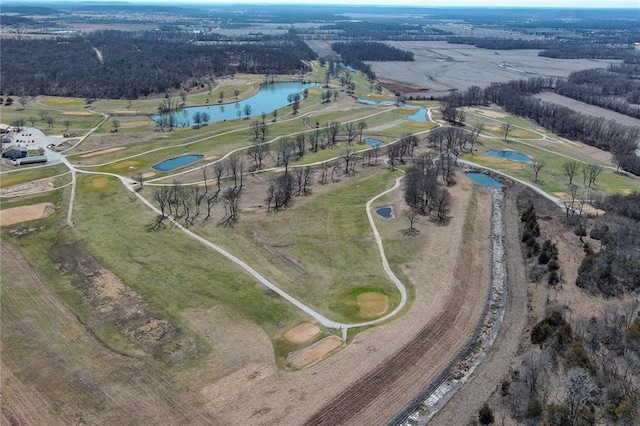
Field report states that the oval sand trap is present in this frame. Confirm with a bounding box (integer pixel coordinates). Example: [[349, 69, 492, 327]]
[[357, 292, 389, 317], [284, 322, 320, 343], [286, 336, 343, 369]]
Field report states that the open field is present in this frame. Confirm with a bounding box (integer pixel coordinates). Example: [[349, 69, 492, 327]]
[[370, 41, 617, 96], [534, 92, 640, 128]]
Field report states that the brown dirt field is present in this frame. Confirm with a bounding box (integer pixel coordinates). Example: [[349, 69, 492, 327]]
[[285, 323, 321, 343], [287, 336, 344, 369], [204, 177, 492, 425], [1, 179, 55, 198], [79, 147, 126, 158], [0, 202, 54, 226], [0, 242, 214, 425], [357, 292, 389, 317]]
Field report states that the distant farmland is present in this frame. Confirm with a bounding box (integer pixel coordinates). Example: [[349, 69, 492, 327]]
[[368, 41, 617, 96], [534, 92, 640, 128]]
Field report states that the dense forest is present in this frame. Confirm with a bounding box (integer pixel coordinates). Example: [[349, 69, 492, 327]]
[[555, 59, 640, 119], [577, 192, 640, 296], [0, 30, 315, 99], [331, 42, 414, 62]]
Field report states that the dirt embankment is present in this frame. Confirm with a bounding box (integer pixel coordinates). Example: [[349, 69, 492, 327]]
[[430, 183, 531, 425], [0, 242, 214, 425], [48, 241, 199, 366]]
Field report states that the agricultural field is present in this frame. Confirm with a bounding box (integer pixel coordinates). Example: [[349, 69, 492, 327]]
[[535, 92, 640, 128], [369, 41, 617, 96]]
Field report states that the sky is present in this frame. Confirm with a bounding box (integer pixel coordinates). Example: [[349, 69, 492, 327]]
[[9, 0, 640, 8]]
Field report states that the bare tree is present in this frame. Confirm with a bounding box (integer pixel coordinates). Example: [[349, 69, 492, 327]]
[[532, 160, 544, 183], [243, 104, 252, 119], [564, 368, 598, 426], [434, 188, 451, 224], [44, 116, 54, 128], [276, 138, 295, 174], [219, 187, 240, 227], [584, 163, 603, 188], [343, 148, 356, 175], [18, 97, 28, 110], [343, 122, 357, 145], [247, 139, 270, 170], [403, 208, 420, 235], [294, 133, 306, 158], [326, 121, 340, 147], [292, 167, 313, 196], [502, 122, 514, 142], [563, 160, 580, 186], [28, 116, 38, 126], [358, 121, 367, 143]]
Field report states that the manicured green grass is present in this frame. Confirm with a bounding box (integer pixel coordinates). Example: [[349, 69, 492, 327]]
[[0, 164, 70, 188], [74, 175, 302, 329], [466, 137, 639, 195], [195, 167, 408, 323]]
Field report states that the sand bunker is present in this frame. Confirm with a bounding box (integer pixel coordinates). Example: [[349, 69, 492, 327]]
[[286, 336, 343, 369], [91, 177, 109, 189], [80, 147, 126, 158], [357, 292, 389, 317], [61, 111, 94, 116], [284, 323, 320, 343], [0, 203, 54, 226]]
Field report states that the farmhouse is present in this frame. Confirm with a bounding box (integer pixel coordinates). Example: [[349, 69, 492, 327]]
[[2, 145, 27, 160]]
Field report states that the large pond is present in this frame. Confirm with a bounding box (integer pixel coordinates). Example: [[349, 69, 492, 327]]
[[153, 154, 204, 172], [467, 172, 504, 188], [486, 150, 532, 163], [154, 82, 318, 126]]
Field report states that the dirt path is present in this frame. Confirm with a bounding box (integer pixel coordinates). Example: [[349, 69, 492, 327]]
[[429, 184, 529, 425]]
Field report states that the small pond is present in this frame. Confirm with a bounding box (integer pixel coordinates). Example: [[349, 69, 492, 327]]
[[467, 172, 504, 188], [357, 98, 396, 106], [366, 138, 384, 147], [153, 154, 204, 172], [376, 206, 394, 219], [486, 150, 532, 163], [407, 107, 428, 123]]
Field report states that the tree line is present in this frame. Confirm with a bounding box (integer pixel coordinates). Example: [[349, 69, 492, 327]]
[[0, 30, 315, 99], [554, 59, 640, 119], [331, 41, 414, 62], [446, 37, 634, 60]]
